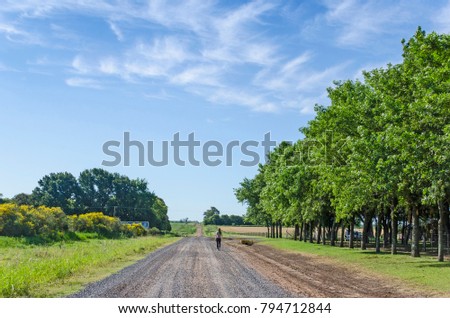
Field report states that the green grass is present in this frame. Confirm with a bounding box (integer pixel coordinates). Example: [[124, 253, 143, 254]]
[[0, 235, 179, 297], [170, 222, 198, 236], [202, 224, 218, 237], [263, 238, 450, 295]]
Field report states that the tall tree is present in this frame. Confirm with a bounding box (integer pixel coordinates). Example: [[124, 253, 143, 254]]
[[32, 172, 81, 214]]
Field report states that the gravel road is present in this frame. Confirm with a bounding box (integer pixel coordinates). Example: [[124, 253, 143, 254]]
[[71, 237, 292, 298]]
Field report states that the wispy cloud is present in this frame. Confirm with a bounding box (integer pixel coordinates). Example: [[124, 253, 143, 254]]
[[3, 0, 435, 114], [0, 22, 41, 44], [0, 61, 17, 72], [65, 77, 102, 89], [433, 1, 450, 33], [316, 0, 418, 47], [108, 21, 124, 41]]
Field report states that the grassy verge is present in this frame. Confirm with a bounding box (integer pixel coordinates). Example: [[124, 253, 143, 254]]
[[202, 224, 218, 237], [170, 222, 198, 236], [0, 235, 179, 297], [263, 239, 450, 295]]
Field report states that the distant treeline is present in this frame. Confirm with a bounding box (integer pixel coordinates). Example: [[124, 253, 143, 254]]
[[202, 206, 249, 225], [1, 168, 170, 231]]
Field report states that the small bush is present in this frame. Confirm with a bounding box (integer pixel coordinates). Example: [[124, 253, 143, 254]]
[[69, 212, 122, 238], [149, 227, 161, 236], [122, 223, 147, 237], [241, 239, 254, 246]]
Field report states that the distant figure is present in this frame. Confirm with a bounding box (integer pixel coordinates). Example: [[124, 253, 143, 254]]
[[215, 228, 222, 250]]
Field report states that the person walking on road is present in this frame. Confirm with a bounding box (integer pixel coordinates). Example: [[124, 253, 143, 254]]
[[215, 228, 222, 250]]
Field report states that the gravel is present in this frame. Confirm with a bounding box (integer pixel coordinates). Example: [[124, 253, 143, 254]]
[[70, 237, 292, 298]]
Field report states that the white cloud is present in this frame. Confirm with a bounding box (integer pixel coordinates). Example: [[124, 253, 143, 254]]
[[65, 77, 102, 89], [434, 1, 450, 33], [296, 62, 350, 91], [171, 65, 223, 87], [108, 21, 124, 41], [319, 0, 415, 47], [144, 89, 175, 101], [71, 55, 92, 74], [99, 57, 119, 75], [0, 0, 378, 114], [207, 88, 278, 113], [0, 22, 42, 44]]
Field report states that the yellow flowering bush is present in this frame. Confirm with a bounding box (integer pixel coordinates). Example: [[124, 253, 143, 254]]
[[69, 212, 122, 237], [0, 203, 67, 238], [122, 223, 147, 237]]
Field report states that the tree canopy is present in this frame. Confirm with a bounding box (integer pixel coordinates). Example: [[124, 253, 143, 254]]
[[235, 28, 450, 261]]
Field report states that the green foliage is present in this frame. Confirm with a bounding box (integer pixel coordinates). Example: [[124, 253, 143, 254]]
[[148, 227, 161, 235], [202, 206, 246, 225], [235, 28, 450, 260], [28, 168, 170, 231]]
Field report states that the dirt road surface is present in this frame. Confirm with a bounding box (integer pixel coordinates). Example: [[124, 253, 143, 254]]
[[228, 240, 431, 297], [71, 237, 292, 297], [72, 230, 432, 298]]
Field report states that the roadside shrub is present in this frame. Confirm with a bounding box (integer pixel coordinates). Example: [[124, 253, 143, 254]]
[[241, 239, 254, 246], [0, 203, 67, 239], [148, 227, 161, 236], [69, 212, 122, 238], [122, 223, 147, 237]]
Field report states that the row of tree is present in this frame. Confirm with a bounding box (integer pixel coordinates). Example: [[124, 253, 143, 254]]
[[4, 168, 171, 231], [203, 206, 248, 225], [235, 28, 450, 261]]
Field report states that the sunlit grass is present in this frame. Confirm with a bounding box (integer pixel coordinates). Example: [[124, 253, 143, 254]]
[[0, 235, 179, 297], [170, 222, 198, 236]]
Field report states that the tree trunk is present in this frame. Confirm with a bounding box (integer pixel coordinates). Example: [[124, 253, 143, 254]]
[[303, 222, 308, 242], [391, 208, 398, 255], [361, 213, 371, 250], [401, 216, 406, 245], [299, 222, 304, 241], [322, 224, 327, 245], [411, 206, 420, 257], [383, 217, 389, 248], [317, 223, 322, 244], [339, 222, 345, 247], [275, 221, 279, 238], [349, 220, 355, 249], [330, 220, 336, 246], [309, 221, 314, 243], [438, 200, 445, 262], [294, 224, 299, 241], [271, 223, 275, 238], [375, 215, 381, 254], [279, 222, 282, 239]]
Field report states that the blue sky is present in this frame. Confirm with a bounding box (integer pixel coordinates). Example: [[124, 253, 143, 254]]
[[1, 0, 449, 221]]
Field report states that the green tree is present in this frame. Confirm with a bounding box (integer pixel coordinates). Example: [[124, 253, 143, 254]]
[[32, 172, 81, 214], [203, 206, 221, 225], [11, 193, 34, 206]]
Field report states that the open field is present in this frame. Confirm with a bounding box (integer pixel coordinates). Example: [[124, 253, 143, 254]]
[[263, 239, 450, 296], [220, 226, 296, 237], [169, 222, 198, 236], [0, 235, 179, 297]]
